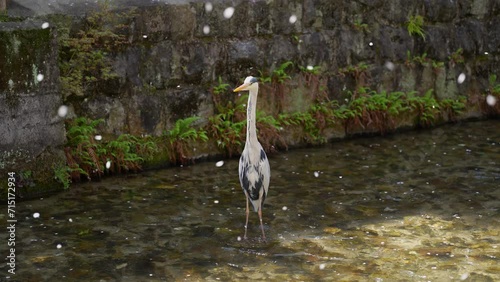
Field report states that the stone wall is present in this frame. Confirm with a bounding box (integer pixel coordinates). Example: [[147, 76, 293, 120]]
[[0, 20, 66, 195], [52, 0, 499, 136]]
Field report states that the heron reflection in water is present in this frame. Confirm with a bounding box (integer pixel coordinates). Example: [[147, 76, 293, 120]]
[[233, 76, 271, 240]]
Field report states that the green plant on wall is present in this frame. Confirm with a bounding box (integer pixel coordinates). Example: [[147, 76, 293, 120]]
[[209, 93, 247, 157], [278, 100, 343, 144], [104, 134, 157, 173], [405, 51, 444, 71], [308, 102, 337, 142], [299, 65, 321, 76], [256, 111, 287, 152], [431, 60, 445, 72], [353, 18, 369, 32], [64, 117, 158, 184], [210, 86, 247, 146], [272, 61, 293, 83], [65, 117, 104, 180], [298, 65, 329, 101], [258, 61, 294, 112], [164, 116, 208, 164], [212, 76, 230, 95], [407, 52, 428, 66], [405, 89, 440, 127], [211, 76, 232, 113], [338, 62, 370, 88], [59, 0, 135, 98], [259, 61, 294, 84], [413, 52, 428, 65], [405, 51, 415, 67], [448, 48, 464, 66], [53, 163, 71, 189], [488, 74, 500, 96], [481, 74, 500, 114], [258, 71, 272, 84], [280, 111, 322, 143], [339, 62, 369, 77], [440, 96, 466, 121], [210, 114, 246, 157], [336, 87, 458, 133], [342, 87, 394, 134], [407, 15, 426, 41]]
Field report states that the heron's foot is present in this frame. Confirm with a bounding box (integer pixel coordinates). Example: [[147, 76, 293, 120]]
[[260, 228, 266, 242], [243, 225, 248, 240]]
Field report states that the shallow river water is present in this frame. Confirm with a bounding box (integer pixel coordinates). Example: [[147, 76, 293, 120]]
[[4, 120, 500, 281]]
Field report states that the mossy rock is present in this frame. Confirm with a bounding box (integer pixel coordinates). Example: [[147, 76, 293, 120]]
[[1, 148, 66, 202]]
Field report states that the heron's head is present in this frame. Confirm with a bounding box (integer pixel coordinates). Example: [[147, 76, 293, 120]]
[[233, 76, 258, 92]]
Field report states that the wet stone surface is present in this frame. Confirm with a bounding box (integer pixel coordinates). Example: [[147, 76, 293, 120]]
[[7, 120, 500, 281]]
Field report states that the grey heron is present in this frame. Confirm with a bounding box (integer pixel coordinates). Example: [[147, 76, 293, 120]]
[[233, 76, 271, 240]]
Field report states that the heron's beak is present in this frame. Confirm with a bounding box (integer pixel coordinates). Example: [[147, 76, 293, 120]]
[[233, 83, 250, 92]]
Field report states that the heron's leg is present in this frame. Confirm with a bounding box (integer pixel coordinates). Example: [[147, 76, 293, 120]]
[[244, 197, 250, 240], [258, 207, 266, 241]]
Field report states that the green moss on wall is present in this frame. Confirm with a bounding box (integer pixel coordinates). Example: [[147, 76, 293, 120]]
[[0, 28, 51, 94]]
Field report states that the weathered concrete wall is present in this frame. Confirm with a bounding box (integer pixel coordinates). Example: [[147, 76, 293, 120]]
[[0, 20, 66, 194]]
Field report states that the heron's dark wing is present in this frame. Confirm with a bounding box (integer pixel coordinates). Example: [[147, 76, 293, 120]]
[[259, 149, 271, 199], [239, 153, 258, 199], [239, 147, 270, 211]]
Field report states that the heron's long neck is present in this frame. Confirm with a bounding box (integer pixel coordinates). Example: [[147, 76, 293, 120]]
[[246, 87, 259, 145]]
